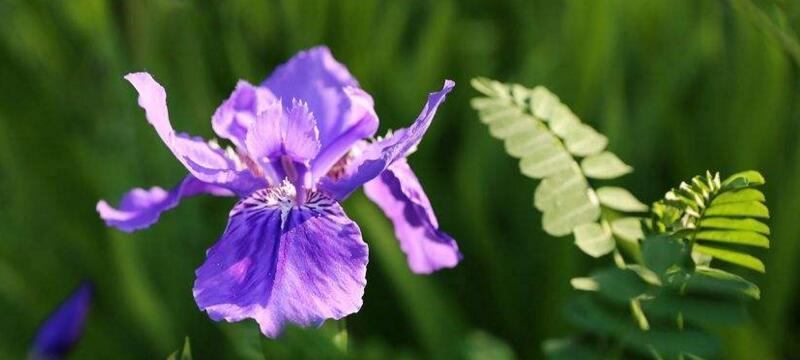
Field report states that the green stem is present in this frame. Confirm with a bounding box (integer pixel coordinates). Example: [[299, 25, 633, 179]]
[[322, 318, 349, 352]]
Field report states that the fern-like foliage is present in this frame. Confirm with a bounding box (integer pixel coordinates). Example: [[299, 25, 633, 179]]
[[471, 78, 771, 360], [471, 78, 647, 258], [652, 170, 769, 273]]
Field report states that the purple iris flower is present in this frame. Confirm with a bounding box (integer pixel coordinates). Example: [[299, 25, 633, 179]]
[[31, 282, 92, 359], [97, 47, 461, 337]]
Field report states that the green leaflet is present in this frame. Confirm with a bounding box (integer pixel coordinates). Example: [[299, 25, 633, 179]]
[[694, 245, 766, 273], [698, 217, 770, 235], [581, 152, 633, 180], [541, 188, 601, 236], [597, 187, 649, 212], [471, 78, 642, 257], [694, 230, 770, 248], [710, 188, 765, 205], [704, 201, 770, 218], [611, 217, 645, 242], [573, 222, 614, 258], [722, 170, 766, 189]]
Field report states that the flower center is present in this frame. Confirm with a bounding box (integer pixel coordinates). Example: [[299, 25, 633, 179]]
[[280, 155, 306, 205]]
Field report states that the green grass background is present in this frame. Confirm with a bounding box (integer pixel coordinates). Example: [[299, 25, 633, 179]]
[[0, 0, 799, 358]]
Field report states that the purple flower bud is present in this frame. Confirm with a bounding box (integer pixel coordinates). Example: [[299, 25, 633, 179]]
[[31, 282, 92, 359]]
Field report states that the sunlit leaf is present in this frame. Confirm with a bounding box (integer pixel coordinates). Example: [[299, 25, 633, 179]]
[[560, 124, 607, 156], [698, 217, 770, 235], [693, 245, 765, 273], [721, 170, 765, 190], [534, 166, 588, 212], [705, 201, 769, 218], [710, 188, 765, 205], [580, 152, 632, 179], [611, 217, 645, 242], [596, 187, 648, 212], [573, 222, 614, 257], [694, 230, 769, 248], [519, 144, 574, 178], [542, 189, 601, 236], [505, 123, 558, 158]]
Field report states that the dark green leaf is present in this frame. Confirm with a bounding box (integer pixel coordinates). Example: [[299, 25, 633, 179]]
[[643, 235, 690, 276], [542, 338, 602, 360], [689, 267, 761, 299], [590, 268, 649, 303]]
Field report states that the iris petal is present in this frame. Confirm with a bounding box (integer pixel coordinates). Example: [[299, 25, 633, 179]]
[[310, 87, 378, 180], [211, 80, 276, 150], [193, 184, 368, 338], [320, 80, 455, 200], [97, 175, 235, 232], [261, 47, 379, 178], [125, 72, 261, 193], [244, 100, 320, 164], [364, 159, 461, 273]]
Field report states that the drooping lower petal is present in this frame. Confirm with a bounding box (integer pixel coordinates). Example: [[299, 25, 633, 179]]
[[211, 80, 276, 150], [193, 183, 368, 338], [97, 175, 235, 232], [364, 159, 461, 273], [31, 282, 92, 360], [261, 47, 379, 177], [125, 72, 255, 191], [320, 80, 455, 200]]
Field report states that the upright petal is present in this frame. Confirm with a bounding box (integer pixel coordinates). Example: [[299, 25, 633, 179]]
[[193, 183, 368, 338], [125, 72, 250, 189], [364, 159, 461, 273], [320, 80, 455, 199], [244, 100, 284, 162], [261, 47, 379, 177], [283, 100, 322, 161], [310, 87, 379, 180], [31, 282, 92, 360], [245, 100, 321, 162], [97, 175, 235, 232], [211, 80, 276, 150]]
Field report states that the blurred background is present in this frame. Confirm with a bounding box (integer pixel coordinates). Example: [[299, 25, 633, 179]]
[[1, 0, 799, 358]]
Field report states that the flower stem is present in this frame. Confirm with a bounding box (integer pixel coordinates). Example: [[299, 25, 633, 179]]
[[322, 318, 348, 352]]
